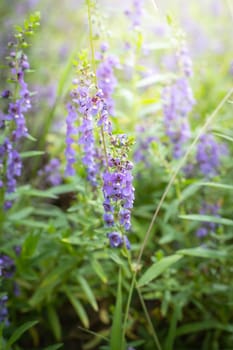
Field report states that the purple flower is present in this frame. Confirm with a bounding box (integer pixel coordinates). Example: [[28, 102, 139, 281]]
[[96, 46, 119, 117], [107, 232, 131, 249], [108, 232, 123, 248], [196, 134, 227, 178], [38, 158, 62, 186], [0, 49, 32, 208], [124, 0, 144, 29], [65, 103, 78, 176], [162, 78, 195, 159], [0, 295, 9, 326], [0, 254, 15, 278], [176, 45, 193, 77], [102, 135, 134, 248], [196, 202, 221, 238], [65, 73, 107, 186], [133, 126, 156, 166]]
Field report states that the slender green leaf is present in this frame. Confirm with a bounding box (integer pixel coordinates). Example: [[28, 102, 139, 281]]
[[20, 150, 44, 158], [8, 207, 34, 221], [213, 132, 233, 143], [77, 276, 98, 311], [47, 305, 62, 341], [138, 255, 182, 287], [177, 247, 227, 259], [198, 182, 233, 191], [65, 288, 89, 328], [43, 344, 63, 350], [91, 258, 108, 283], [6, 320, 38, 349], [179, 214, 233, 226], [176, 321, 233, 336]]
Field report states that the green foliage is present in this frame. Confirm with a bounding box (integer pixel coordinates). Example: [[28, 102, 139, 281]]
[[0, 1, 233, 350]]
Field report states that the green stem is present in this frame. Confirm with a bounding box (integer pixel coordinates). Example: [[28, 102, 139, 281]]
[[136, 284, 162, 350]]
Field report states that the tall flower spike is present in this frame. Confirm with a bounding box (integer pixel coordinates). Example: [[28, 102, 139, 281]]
[[96, 44, 120, 117], [102, 135, 134, 249], [65, 65, 109, 187]]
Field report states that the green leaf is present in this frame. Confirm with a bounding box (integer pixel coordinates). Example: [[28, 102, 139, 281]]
[[91, 258, 108, 283], [110, 268, 124, 350], [22, 232, 40, 258], [136, 73, 176, 88], [213, 132, 233, 143], [43, 344, 63, 350], [179, 214, 233, 226], [6, 320, 38, 349], [8, 207, 34, 221], [17, 219, 49, 229], [47, 305, 62, 341], [77, 276, 98, 311], [138, 254, 182, 287], [176, 321, 233, 336], [198, 182, 233, 191], [20, 150, 44, 158], [64, 288, 89, 328], [177, 247, 227, 259]]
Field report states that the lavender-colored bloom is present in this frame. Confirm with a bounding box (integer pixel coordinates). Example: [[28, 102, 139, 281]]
[[123, 235, 131, 250], [96, 48, 119, 117], [103, 213, 115, 227], [0, 254, 15, 278], [196, 134, 227, 178], [102, 136, 134, 248], [196, 202, 220, 238], [65, 103, 78, 176], [65, 75, 108, 186], [108, 232, 123, 248], [107, 232, 131, 249], [134, 126, 156, 166], [124, 0, 144, 29], [0, 295, 9, 326], [38, 158, 62, 186], [176, 45, 193, 78], [0, 50, 32, 208], [162, 78, 195, 159]]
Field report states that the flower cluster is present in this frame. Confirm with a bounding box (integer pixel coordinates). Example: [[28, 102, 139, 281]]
[[124, 0, 144, 29], [0, 254, 15, 326], [102, 135, 134, 249], [176, 44, 193, 78], [66, 57, 135, 249], [38, 158, 62, 186], [133, 126, 156, 166], [0, 48, 32, 209], [196, 133, 227, 178], [96, 43, 119, 116], [196, 202, 220, 237], [65, 66, 110, 186], [162, 77, 195, 159]]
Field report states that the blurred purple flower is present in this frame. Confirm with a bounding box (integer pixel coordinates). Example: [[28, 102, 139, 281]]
[[38, 158, 62, 186], [196, 134, 228, 178], [196, 202, 220, 238], [162, 78, 195, 159]]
